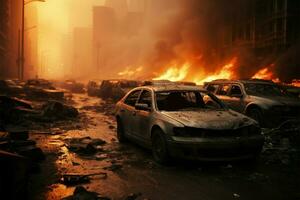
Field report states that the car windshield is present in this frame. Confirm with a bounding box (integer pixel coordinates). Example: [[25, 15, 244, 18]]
[[244, 83, 287, 96], [155, 90, 224, 111]]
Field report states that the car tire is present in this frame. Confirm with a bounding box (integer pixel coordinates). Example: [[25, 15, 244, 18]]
[[247, 108, 263, 125], [117, 118, 127, 143], [152, 129, 170, 164]]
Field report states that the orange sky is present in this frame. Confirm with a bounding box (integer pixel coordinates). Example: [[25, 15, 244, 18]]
[[36, 0, 105, 79]]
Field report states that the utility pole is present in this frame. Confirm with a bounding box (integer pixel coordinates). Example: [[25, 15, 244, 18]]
[[17, 29, 21, 79]]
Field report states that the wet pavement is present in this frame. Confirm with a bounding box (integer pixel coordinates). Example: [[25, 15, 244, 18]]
[[28, 93, 300, 200]]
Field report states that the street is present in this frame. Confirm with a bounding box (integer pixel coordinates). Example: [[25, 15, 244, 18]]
[[27, 93, 300, 200]]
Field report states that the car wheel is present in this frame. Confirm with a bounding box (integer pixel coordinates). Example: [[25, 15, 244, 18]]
[[247, 108, 263, 125], [117, 119, 127, 143], [152, 129, 170, 164]]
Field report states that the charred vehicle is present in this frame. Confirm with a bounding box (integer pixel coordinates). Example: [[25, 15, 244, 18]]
[[0, 80, 23, 96], [115, 85, 264, 163], [87, 80, 102, 96], [99, 80, 139, 101], [61, 80, 85, 93], [204, 79, 300, 127], [24, 79, 64, 100]]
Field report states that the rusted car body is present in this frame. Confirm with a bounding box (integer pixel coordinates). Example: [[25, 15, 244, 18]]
[[0, 80, 24, 96], [62, 80, 85, 93], [204, 79, 300, 127], [99, 80, 139, 101], [115, 84, 264, 163], [87, 80, 102, 97]]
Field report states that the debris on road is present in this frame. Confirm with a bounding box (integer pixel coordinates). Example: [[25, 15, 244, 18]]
[[61, 174, 91, 185], [0, 150, 29, 200], [124, 193, 142, 200], [65, 137, 106, 155], [60, 172, 108, 186], [42, 101, 79, 121], [233, 193, 240, 198], [103, 163, 123, 172], [62, 186, 111, 200]]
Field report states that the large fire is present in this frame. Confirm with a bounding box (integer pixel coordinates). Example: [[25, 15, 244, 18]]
[[119, 57, 299, 88], [194, 58, 237, 85], [251, 65, 280, 83], [153, 63, 190, 82], [291, 80, 300, 87], [153, 57, 237, 85]]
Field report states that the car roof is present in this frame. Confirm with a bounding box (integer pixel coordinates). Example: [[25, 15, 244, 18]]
[[208, 79, 276, 85], [134, 84, 207, 92]]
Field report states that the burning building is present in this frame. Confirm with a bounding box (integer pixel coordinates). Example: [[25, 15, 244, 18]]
[[223, 0, 300, 81], [151, 0, 300, 84]]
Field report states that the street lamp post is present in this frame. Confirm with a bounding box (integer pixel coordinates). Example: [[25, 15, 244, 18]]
[[20, 0, 45, 80]]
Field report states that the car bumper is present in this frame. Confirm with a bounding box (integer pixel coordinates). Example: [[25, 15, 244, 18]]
[[167, 135, 265, 161]]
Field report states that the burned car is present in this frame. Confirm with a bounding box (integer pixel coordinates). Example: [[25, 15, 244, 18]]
[[87, 80, 102, 97], [115, 85, 264, 163], [99, 80, 139, 101], [0, 79, 24, 96], [204, 79, 300, 127], [24, 79, 64, 100], [60, 80, 85, 93]]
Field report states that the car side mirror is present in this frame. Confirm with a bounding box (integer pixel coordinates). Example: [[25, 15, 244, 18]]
[[135, 103, 151, 111]]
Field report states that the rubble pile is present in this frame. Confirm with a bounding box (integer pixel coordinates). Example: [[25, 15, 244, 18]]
[[0, 130, 45, 199], [262, 120, 300, 165], [81, 101, 115, 117], [64, 137, 106, 156], [62, 186, 111, 200], [42, 101, 79, 121]]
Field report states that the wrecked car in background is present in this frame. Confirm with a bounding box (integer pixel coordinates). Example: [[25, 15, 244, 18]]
[[99, 80, 139, 101], [58, 80, 85, 93], [87, 80, 102, 97], [204, 79, 300, 127], [0, 79, 24, 96], [115, 84, 264, 163], [24, 79, 64, 100]]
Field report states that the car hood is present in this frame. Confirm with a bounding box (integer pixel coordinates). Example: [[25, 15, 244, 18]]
[[161, 110, 256, 130]]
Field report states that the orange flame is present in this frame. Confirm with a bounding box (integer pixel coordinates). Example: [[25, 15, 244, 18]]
[[291, 79, 300, 87], [194, 57, 237, 85], [118, 66, 143, 77], [252, 66, 280, 83], [153, 63, 190, 82]]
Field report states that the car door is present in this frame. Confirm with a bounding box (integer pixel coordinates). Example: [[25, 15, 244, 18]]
[[134, 89, 153, 144], [121, 89, 142, 137], [226, 84, 245, 112]]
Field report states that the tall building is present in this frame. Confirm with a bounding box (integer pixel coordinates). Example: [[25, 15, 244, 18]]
[[25, 4, 38, 79], [105, 0, 128, 18], [92, 6, 116, 78], [226, 0, 300, 58], [72, 27, 92, 79]]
